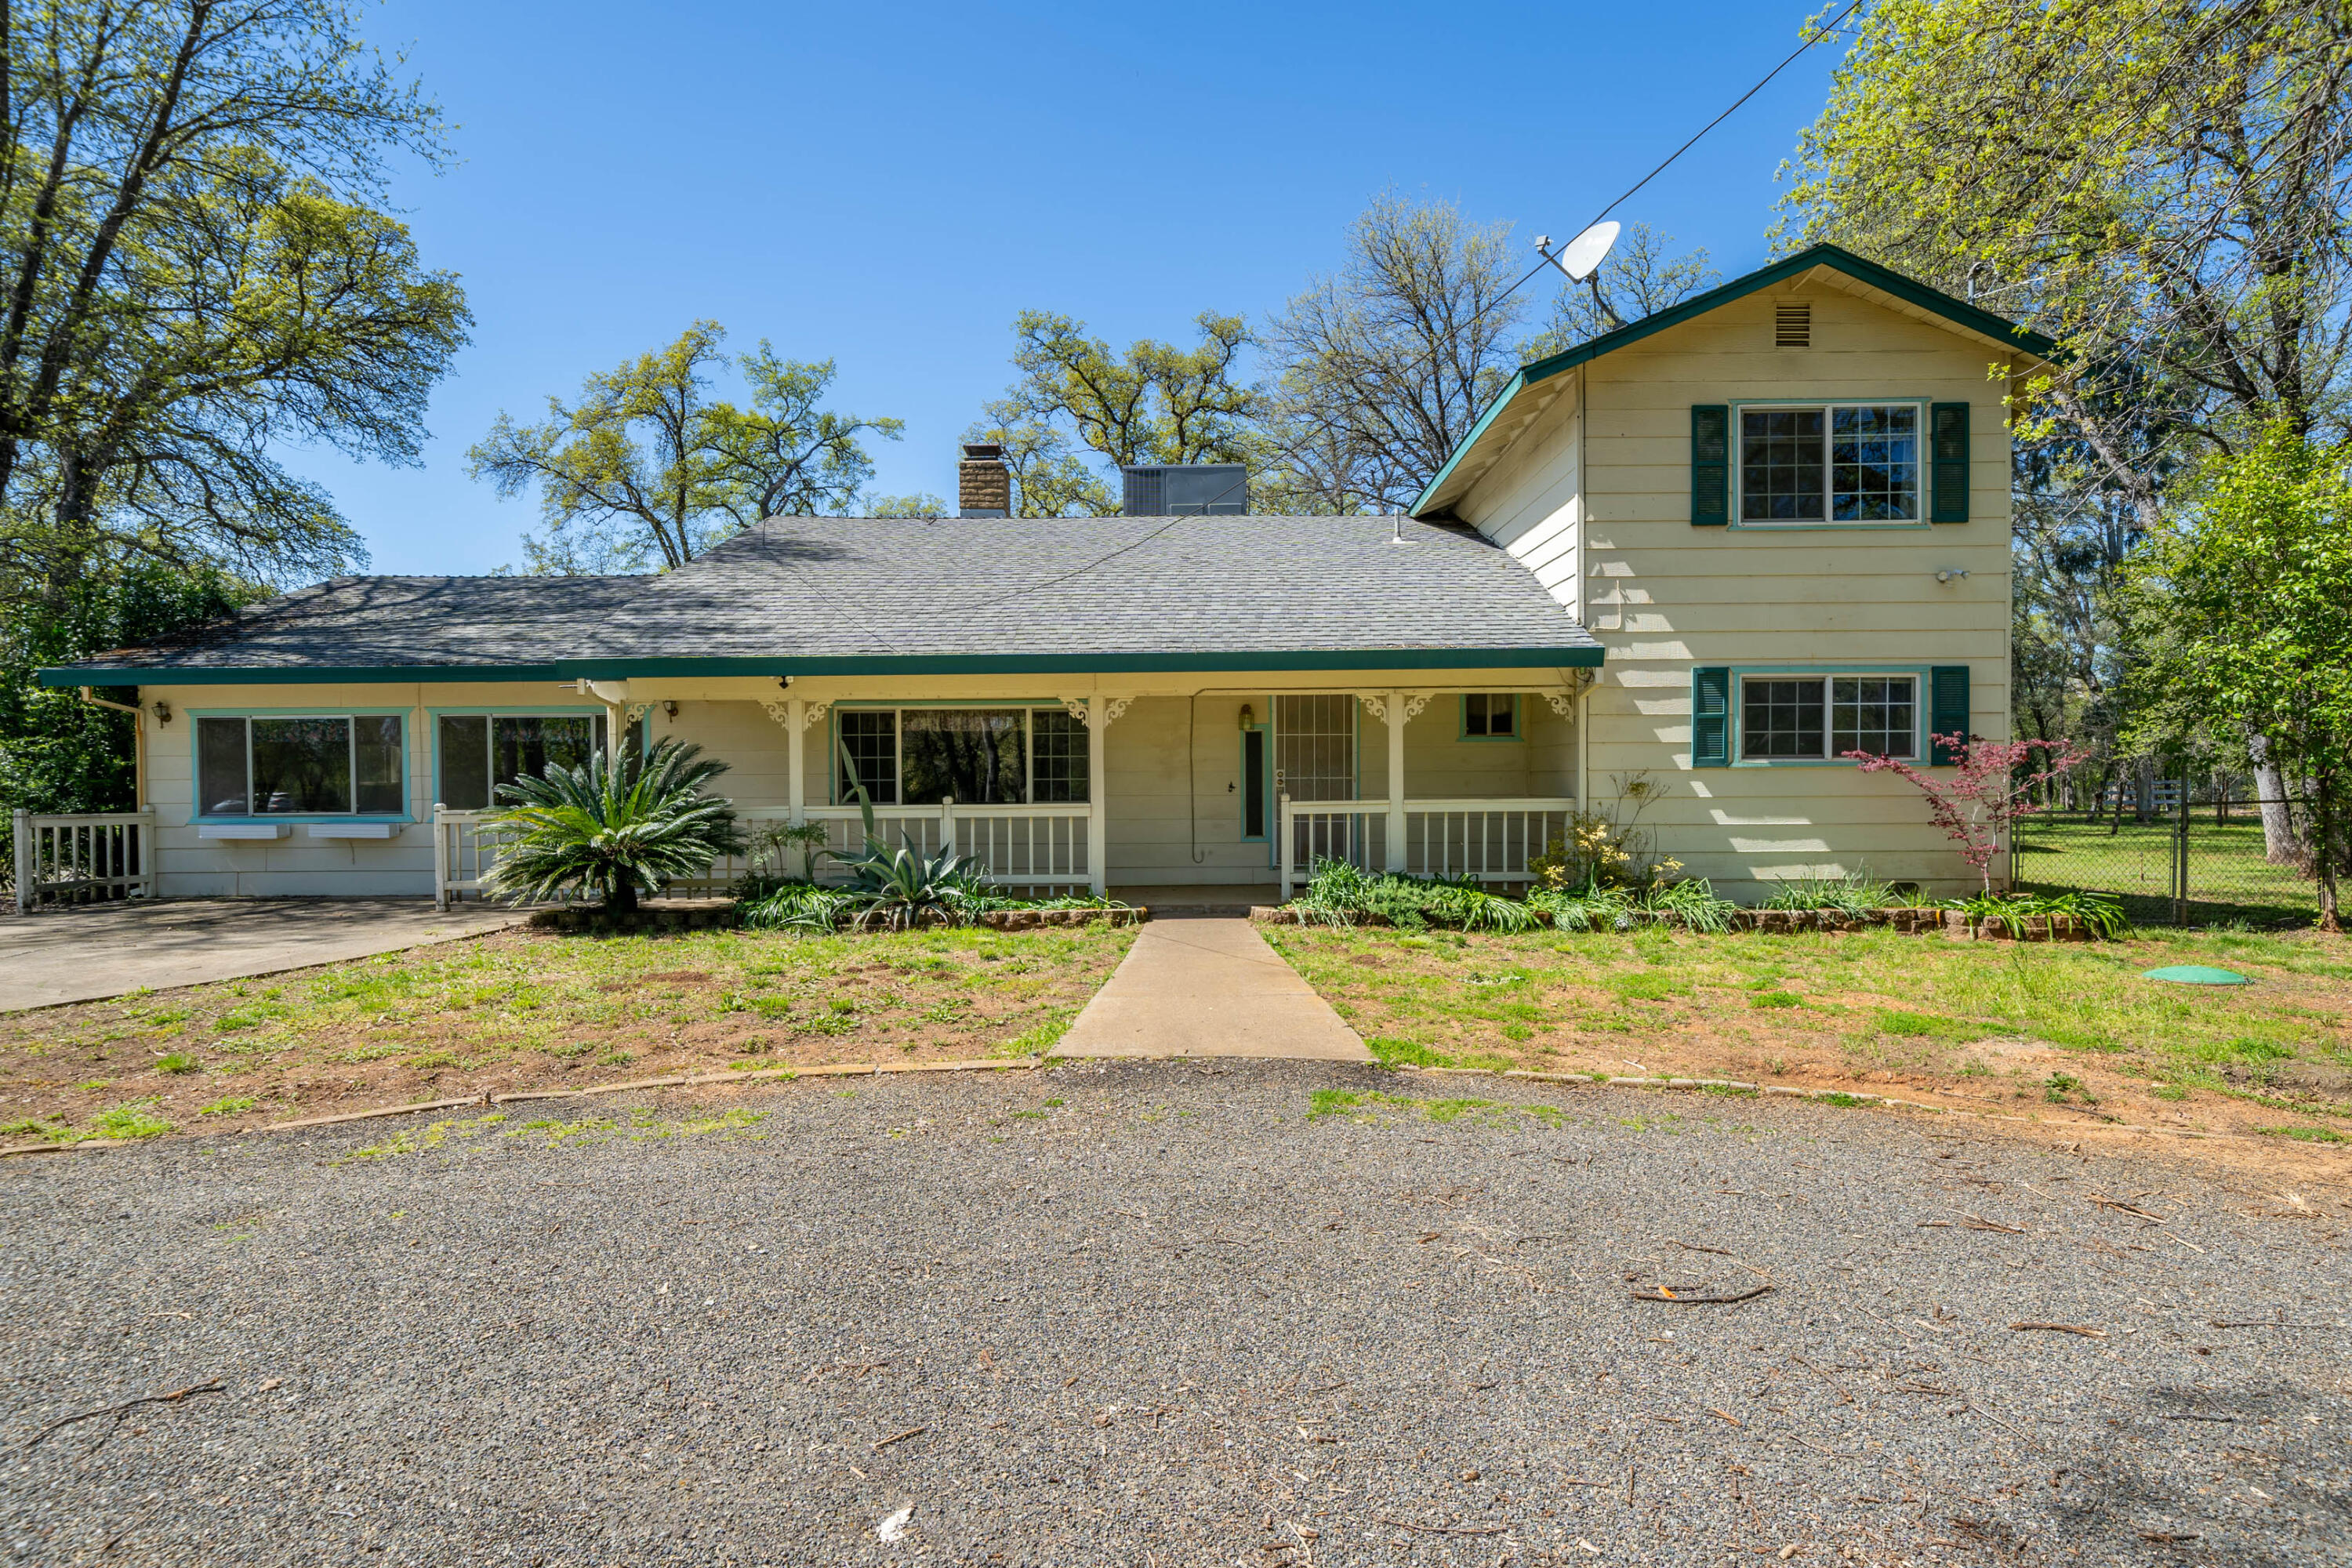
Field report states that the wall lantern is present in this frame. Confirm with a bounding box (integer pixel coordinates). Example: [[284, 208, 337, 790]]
[[1238, 703, 1254, 730], [151, 701, 172, 727], [662, 700, 681, 719]]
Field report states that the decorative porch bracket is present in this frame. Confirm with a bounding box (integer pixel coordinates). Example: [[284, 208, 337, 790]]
[[758, 699, 835, 826]]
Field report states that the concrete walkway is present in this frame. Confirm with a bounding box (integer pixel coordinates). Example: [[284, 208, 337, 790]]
[[1053, 915, 1371, 1061], [0, 898, 528, 1012]]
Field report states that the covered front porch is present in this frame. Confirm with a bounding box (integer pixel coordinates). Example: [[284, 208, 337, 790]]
[[425, 673, 1596, 909]]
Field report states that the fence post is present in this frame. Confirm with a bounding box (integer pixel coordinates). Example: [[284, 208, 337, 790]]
[[2172, 771, 2190, 926], [1276, 792, 1293, 895], [432, 804, 449, 912], [940, 797, 956, 858], [12, 808, 31, 916]]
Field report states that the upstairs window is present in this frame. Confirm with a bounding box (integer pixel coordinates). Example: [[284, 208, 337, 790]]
[[198, 715, 404, 816], [1738, 402, 1920, 524]]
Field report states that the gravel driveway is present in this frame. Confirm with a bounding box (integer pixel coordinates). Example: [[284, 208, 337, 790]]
[[5, 1062, 2347, 1566]]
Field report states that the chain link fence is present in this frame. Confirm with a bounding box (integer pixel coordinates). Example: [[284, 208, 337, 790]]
[[2012, 775, 2318, 927]]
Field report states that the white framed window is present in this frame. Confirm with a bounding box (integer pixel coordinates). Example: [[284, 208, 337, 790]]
[[833, 706, 1089, 805], [1737, 674, 1918, 761], [196, 714, 405, 817], [1737, 401, 1922, 524], [435, 712, 632, 810]]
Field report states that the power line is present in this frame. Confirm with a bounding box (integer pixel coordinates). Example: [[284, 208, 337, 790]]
[[1490, 0, 1867, 320]]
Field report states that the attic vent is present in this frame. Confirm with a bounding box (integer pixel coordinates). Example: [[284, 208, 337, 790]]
[[1775, 302, 1812, 349]]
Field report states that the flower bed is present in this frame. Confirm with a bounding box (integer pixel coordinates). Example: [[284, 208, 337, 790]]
[[1253, 904, 2100, 940], [1261, 862, 2122, 941], [528, 896, 1145, 935]]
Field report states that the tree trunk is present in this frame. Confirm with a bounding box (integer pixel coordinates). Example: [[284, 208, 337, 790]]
[[2133, 757, 2156, 826], [2245, 729, 2303, 864], [608, 874, 639, 915], [2317, 766, 2339, 935]]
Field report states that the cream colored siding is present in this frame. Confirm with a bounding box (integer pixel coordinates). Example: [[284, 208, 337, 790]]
[[1457, 285, 2013, 898], [133, 674, 1582, 896]]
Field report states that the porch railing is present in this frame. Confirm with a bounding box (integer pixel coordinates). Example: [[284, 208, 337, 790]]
[[10, 809, 156, 913], [1278, 797, 1578, 893], [435, 799, 1094, 908]]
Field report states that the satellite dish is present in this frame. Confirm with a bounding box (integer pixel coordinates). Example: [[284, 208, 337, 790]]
[[1548, 220, 1621, 283]]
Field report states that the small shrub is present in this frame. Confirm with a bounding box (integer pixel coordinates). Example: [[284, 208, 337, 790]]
[[2043, 1071, 2097, 1105], [154, 1051, 201, 1074], [91, 1103, 172, 1140], [1761, 872, 1896, 916]]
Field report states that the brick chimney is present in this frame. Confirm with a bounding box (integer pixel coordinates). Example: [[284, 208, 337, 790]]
[[958, 443, 1011, 517]]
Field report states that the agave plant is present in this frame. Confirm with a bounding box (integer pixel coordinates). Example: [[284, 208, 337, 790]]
[[481, 739, 746, 913], [826, 736, 989, 929]]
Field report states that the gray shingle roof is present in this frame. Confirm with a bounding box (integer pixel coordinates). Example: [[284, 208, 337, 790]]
[[42, 515, 1602, 683]]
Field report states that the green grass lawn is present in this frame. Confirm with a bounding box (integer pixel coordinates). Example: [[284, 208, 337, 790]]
[[2014, 815, 2317, 925], [0, 921, 1136, 1145], [1267, 920, 2352, 1140]]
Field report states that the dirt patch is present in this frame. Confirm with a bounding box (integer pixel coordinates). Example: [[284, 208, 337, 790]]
[[1262, 924, 2352, 1164], [0, 921, 1136, 1147]]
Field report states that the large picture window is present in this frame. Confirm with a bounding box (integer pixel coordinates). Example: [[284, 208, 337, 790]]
[[833, 707, 1089, 805], [436, 713, 624, 810], [1739, 402, 1920, 524], [1738, 675, 1917, 761], [196, 715, 405, 816]]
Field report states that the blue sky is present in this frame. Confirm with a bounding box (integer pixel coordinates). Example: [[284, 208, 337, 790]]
[[317, 0, 1846, 575]]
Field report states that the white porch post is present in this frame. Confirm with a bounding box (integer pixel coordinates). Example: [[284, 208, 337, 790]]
[[1087, 696, 1109, 895], [785, 698, 806, 824], [13, 808, 32, 917], [1385, 688, 1408, 872]]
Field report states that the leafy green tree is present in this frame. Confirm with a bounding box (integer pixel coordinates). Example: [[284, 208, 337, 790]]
[[470, 323, 903, 572], [0, 0, 472, 600], [1784, 0, 2352, 857], [480, 739, 747, 914], [966, 310, 1258, 515], [2122, 426, 2352, 930], [1, 561, 254, 874]]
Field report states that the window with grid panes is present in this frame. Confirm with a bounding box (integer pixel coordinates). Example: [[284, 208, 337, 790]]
[[1738, 674, 1917, 760], [1738, 403, 1920, 524], [837, 710, 898, 803], [1739, 679, 1824, 759], [1031, 709, 1088, 802]]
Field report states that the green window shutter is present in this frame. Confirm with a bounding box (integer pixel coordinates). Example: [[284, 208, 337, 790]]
[[1691, 405, 1730, 526], [1692, 666, 1731, 767], [1930, 402, 1969, 522], [1929, 665, 1970, 764]]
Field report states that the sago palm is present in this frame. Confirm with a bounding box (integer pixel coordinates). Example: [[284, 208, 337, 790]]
[[481, 738, 746, 913]]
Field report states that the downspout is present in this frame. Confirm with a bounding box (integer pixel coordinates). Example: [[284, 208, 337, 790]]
[[79, 688, 146, 811]]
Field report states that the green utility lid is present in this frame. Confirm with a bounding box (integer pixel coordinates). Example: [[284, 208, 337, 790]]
[[2142, 965, 2252, 985]]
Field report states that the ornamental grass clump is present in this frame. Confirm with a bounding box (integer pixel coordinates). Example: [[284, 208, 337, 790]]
[[481, 738, 746, 914]]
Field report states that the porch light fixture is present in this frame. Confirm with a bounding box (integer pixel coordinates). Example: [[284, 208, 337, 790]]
[[151, 700, 172, 727], [1238, 703, 1254, 729], [662, 700, 680, 719]]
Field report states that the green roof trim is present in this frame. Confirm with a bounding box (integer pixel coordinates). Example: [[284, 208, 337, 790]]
[[1410, 243, 2061, 519], [38, 644, 1605, 687]]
